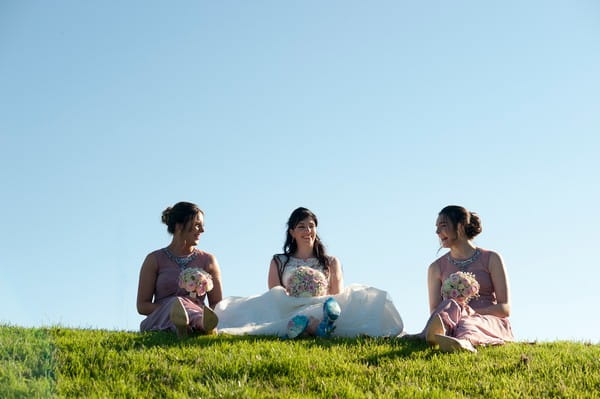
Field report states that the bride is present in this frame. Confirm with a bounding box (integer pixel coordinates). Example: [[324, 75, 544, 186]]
[[215, 207, 404, 338]]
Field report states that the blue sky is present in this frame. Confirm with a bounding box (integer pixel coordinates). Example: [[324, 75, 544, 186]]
[[1, 1, 599, 342]]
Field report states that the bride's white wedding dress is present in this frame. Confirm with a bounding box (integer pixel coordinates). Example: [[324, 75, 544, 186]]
[[214, 257, 404, 337]]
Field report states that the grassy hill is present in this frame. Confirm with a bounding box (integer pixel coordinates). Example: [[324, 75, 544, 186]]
[[1, 325, 598, 398]]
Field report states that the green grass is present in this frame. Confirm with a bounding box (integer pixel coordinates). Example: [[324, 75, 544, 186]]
[[1, 326, 599, 398], [0, 326, 55, 398]]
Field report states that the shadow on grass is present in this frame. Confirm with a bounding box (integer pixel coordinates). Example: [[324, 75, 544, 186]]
[[49, 327, 434, 360], [132, 331, 291, 350]]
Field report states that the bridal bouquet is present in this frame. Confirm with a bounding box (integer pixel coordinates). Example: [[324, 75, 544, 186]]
[[286, 266, 328, 298], [179, 268, 214, 298], [441, 271, 480, 303]]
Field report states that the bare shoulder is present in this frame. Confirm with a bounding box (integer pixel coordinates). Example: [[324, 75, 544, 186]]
[[141, 251, 158, 270], [138, 252, 159, 300], [326, 256, 341, 275], [428, 259, 441, 275], [427, 260, 442, 286], [145, 249, 160, 260], [429, 252, 447, 272], [195, 249, 218, 264], [207, 253, 220, 270], [207, 252, 219, 264], [486, 250, 505, 269], [195, 250, 221, 275]]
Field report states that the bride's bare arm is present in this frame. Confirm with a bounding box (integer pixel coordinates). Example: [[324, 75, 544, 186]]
[[328, 257, 343, 295], [268, 259, 281, 289]]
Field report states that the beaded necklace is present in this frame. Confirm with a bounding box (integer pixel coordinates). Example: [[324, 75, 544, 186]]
[[163, 248, 198, 270], [447, 248, 481, 270]]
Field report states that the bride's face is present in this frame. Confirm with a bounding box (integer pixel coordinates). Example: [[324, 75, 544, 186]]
[[290, 217, 317, 247]]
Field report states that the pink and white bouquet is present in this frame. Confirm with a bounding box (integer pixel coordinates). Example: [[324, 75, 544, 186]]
[[441, 271, 480, 303], [286, 266, 328, 298], [178, 268, 213, 298]]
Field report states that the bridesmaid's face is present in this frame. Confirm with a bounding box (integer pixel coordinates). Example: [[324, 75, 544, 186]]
[[436, 215, 458, 248], [290, 217, 317, 247], [177, 213, 205, 246]]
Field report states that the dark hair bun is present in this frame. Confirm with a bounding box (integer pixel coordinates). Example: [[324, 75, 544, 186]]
[[161, 202, 203, 234], [161, 207, 172, 226], [464, 212, 482, 239]]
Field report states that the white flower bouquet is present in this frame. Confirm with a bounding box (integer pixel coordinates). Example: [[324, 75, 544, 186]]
[[441, 271, 480, 304], [178, 267, 213, 298], [286, 266, 328, 298]]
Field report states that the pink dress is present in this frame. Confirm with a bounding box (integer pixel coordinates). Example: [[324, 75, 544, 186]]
[[432, 248, 513, 346], [139, 248, 213, 333]]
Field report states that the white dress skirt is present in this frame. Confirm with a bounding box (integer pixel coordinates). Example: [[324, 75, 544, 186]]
[[215, 257, 404, 338]]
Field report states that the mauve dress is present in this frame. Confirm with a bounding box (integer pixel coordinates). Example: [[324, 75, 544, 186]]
[[140, 248, 213, 333], [432, 248, 514, 346]]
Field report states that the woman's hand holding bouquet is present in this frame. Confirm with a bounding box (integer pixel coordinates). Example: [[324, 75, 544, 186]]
[[441, 271, 480, 304]]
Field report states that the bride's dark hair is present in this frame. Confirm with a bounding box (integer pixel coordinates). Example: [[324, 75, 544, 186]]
[[282, 207, 330, 273]]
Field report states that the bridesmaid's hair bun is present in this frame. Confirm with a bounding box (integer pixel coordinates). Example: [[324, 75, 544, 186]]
[[161, 202, 203, 234], [161, 207, 173, 227], [439, 205, 483, 239], [464, 212, 482, 239]]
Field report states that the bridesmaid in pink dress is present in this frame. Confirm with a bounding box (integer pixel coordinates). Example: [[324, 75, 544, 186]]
[[422, 205, 513, 352], [136, 202, 223, 336]]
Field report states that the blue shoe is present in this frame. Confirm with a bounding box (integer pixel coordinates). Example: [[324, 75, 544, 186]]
[[316, 298, 341, 338], [316, 320, 336, 338], [287, 315, 309, 339], [323, 297, 341, 322]]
